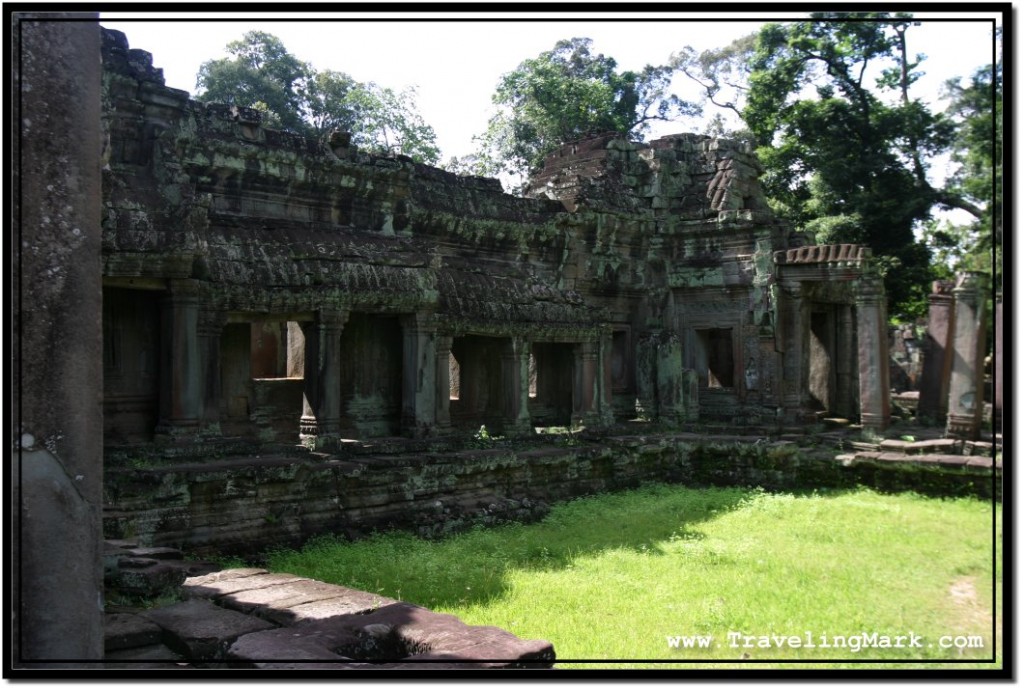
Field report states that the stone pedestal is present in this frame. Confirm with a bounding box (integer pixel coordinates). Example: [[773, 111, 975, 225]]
[[946, 273, 987, 439], [918, 281, 956, 424]]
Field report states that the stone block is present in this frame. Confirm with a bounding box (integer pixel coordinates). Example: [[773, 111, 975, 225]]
[[299, 602, 555, 664], [219, 579, 398, 624], [183, 570, 306, 599], [227, 627, 351, 662], [104, 643, 184, 663], [104, 612, 163, 651], [113, 559, 187, 597], [142, 598, 276, 660]]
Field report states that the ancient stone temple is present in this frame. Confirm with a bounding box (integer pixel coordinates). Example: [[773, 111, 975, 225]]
[[99, 28, 891, 455]]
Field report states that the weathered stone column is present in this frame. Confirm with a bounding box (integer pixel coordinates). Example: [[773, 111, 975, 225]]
[[286, 321, 305, 378], [198, 309, 226, 432], [434, 335, 453, 430], [598, 331, 615, 425], [300, 309, 347, 447], [854, 277, 891, 432], [572, 341, 602, 426], [401, 313, 437, 437], [14, 13, 104, 663], [834, 304, 857, 419], [777, 281, 807, 421], [655, 333, 688, 424], [157, 279, 203, 437], [993, 294, 1002, 431], [946, 273, 988, 439], [917, 280, 956, 424], [502, 337, 533, 434]]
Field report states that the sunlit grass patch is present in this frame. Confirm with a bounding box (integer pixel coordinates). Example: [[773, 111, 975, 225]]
[[266, 484, 1001, 670]]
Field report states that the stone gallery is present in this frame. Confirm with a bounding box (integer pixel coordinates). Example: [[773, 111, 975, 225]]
[[99, 28, 891, 449]]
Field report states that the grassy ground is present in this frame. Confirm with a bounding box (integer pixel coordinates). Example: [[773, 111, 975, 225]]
[[266, 484, 1002, 671]]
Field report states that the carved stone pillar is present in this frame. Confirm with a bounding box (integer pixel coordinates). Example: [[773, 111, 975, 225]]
[[994, 294, 1002, 431], [573, 340, 602, 427], [157, 279, 202, 437], [198, 309, 226, 431], [502, 337, 533, 434], [434, 334, 453, 431], [918, 280, 956, 424], [777, 280, 807, 421], [946, 273, 988, 439], [299, 308, 348, 446], [401, 313, 437, 437], [834, 304, 856, 419], [855, 278, 891, 432]]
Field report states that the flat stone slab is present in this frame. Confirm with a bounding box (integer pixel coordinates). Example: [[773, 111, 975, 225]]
[[227, 627, 353, 662], [142, 598, 275, 660], [907, 439, 961, 454], [105, 612, 163, 652], [104, 643, 183, 662], [183, 570, 308, 599], [272, 592, 399, 626], [219, 579, 397, 623], [297, 602, 555, 665]]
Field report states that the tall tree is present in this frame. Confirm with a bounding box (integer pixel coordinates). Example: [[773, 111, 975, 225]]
[[684, 14, 981, 317], [195, 32, 440, 164], [476, 37, 698, 179], [196, 31, 311, 133]]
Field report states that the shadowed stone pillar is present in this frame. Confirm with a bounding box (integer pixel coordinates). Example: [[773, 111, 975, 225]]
[[286, 321, 305, 378], [401, 313, 437, 437], [198, 309, 226, 431], [994, 295, 1002, 431], [157, 279, 203, 437], [573, 341, 601, 426], [15, 13, 104, 663], [434, 335, 453, 430], [946, 273, 988, 439], [834, 304, 857, 419], [502, 337, 533, 434], [300, 309, 347, 446], [777, 281, 807, 421], [855, 277, 891, 432], [918, 280, 956, 424]]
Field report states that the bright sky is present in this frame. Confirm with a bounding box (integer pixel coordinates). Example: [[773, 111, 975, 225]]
[[100, 10, 1001, 167]]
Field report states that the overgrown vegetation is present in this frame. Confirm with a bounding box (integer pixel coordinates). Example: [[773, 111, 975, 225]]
[[266, 484, 1001, 669]]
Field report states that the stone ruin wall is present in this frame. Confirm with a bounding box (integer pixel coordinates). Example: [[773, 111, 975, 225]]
[[99, 27, 892, 456]]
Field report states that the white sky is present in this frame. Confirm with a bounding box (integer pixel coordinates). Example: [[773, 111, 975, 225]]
[[100, 10, 1000, 165]]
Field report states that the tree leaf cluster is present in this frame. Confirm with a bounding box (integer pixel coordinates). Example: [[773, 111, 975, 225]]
[[195, 31, 440, 164]]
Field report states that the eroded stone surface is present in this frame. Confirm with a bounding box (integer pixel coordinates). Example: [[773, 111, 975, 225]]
[[141, 599, 275, 660]]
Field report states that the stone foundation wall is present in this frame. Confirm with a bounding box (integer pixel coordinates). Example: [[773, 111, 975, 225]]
[[103, 437, 999, 559]]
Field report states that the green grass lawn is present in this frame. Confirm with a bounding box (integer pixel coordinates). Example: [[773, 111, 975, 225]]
[[266, 484, 1002, 671]]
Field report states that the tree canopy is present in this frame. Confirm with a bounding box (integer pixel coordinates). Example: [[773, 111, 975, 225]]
[[675, 14, 1000, 318], [471, 37, 698, 179], [195, 31, 440, 164]]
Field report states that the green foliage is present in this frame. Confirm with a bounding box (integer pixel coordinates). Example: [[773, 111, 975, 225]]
[[476, 37, 699, 178], [678, 14, 998, 320], [195, 31, 440, 164]]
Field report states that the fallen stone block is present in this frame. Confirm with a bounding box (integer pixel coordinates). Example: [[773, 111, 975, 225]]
[[218, 578, 397, 623], [113, 559, 187, 597], [105, 612, 163, 652], [104, 643, 183, 662], [227, 627, 352, 663], [183, 570, 307, 599], [267, 591, 399, 626], [142, 598, 276, 660]]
